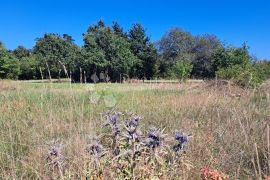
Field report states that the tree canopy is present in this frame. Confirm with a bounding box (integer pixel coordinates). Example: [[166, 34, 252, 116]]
[[0, 20, 269, 87]]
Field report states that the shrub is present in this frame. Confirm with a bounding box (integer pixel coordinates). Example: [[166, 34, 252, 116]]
[[168, 61, 193, 82], [254, 61, 270, 81], [45, 111, 193, 179], [217, 64, 262, 88], [0, 44, 20, 79]]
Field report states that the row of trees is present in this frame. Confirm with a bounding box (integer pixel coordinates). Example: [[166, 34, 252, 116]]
[[1, 20, 270, 86]]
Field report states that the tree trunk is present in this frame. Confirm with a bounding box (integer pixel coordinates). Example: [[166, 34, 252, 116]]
[[84, 71, 87, 83], [80, 67, 83, 83], [45, 61, 51, 81], [69, 70, 72, 83], [58, 60, 69, 79], [58, 69, 62, 81], [39, 67, 44, 80]]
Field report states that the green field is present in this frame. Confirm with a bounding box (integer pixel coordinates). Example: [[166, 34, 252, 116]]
[[0, 80, 270, 179]]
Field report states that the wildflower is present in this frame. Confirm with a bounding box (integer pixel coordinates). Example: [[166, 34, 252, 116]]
[[145, 127, 163, 149], [103, 112, 121, 136], [122, 115, 142, 142], [104, 112, 120, 126], [46, 140, 65, 167], [201, 166, 229, 180], [124, 116, 142, 133], [85, 138, 106, 158], [173, 130, 192, 153]]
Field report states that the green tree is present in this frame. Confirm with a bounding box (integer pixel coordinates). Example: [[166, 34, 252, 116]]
[[213, 44, 261, 87], [191, 35, 221, 78], [168, 58, 193, 82], [158, 28, 195, 77], [33, 33, 80, 80], [13, 45, 31, 59], [83, 20, 138, 82], [82, 32, 107, 81], [0, 42, 20, 79], [128, 23, 157, 79], [254, 60, 270, 81], [158, 28, 194, 60], [212, 43, 250, 72], [18, 55, 39, 80], [112, 21, 127, 38]]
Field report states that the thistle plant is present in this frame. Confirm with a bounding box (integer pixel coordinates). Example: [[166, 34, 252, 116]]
[[103, 111, 121, 155], [46, 139, 65, 177], [165, 130, 193, 176], [121, 115, 143, 178], [85, 137, 106, 178], [173, 130, 192, 154], [43, 111, 192, 179], [122, 115, 142, 142], [145, 127, 164, 149]]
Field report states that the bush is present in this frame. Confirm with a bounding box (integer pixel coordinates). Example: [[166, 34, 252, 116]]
[[254, 61, 270, 81], [168, 61, 193, 82], [19, 56, 39, 80], [0, 43, 21, 79], [217, 64, 262, 88]]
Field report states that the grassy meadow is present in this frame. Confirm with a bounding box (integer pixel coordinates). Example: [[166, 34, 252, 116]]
[[0, 80, 270, 179]]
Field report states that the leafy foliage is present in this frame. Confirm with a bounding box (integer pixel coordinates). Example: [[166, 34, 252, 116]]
[[0, 42, 20, 79], [212, 44, 262, 87], [33, 33, 80, 79], [129, 23, 157, 79], [0, 21, 269, 86], [83, 20, 138, 82], [168, 54, 193, 81]]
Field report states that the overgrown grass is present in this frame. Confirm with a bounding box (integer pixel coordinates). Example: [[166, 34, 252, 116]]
[[0, 80, 269, 179]]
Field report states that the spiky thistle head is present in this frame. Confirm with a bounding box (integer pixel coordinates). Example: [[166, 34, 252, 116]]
[[173, 130, 192, 153], [103, 111, 121, 136], [145, 127, 164, 149], [122, 115, 142, 142], [85, 137, 106, 158], [46, 139, 65, 166], [104, 112, 121, 126], [124, 116, 142, 133]]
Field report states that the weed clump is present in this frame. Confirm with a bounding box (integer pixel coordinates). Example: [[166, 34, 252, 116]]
[[45, 111, 192, 179]]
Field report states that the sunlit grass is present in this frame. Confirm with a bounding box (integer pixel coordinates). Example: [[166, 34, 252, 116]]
[[0, 80, 269, 179]]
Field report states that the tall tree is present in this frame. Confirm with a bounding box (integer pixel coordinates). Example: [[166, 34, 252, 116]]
[[33, 33, 80, 80], [112, 21, 127, 38], [13, 45, 31, 59], [128, 23, 157, 79], [19, 55, 39, 80], [158, 28, 194, 61], [191, 34, 222, 77], [157, 28, 195, 76], [0, 42, 20, 79], [212, 43, 250, 72], [82, 30, 107, 81], [83, 20, 138, 82]]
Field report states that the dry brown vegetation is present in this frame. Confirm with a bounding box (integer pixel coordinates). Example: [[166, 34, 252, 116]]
[[0, 80, 270, 179]]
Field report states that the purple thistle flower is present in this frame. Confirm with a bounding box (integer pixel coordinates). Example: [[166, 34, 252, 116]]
[[146, 127, 162, 149], [103, 112, 121, 136], [124, 116, 142, 133], [173, 130, 192, 153], [104, 112, 120, 126], [46, 140, 65, 166], [85, 138, 105, 158], [122, 115, 142, 142]]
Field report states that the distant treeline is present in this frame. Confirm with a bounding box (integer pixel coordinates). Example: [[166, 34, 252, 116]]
[[1, 20, 270, 87]]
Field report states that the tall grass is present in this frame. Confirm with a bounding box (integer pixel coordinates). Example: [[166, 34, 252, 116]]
[[0, 80, 269, 179]]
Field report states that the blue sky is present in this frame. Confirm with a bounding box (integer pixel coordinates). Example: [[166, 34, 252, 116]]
[[1, 0, 269, 59]]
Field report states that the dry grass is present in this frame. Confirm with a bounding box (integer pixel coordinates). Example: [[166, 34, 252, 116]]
[[0, 80, 269, 179]]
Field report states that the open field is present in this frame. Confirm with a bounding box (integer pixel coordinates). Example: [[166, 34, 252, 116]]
[[0, 80, 270, 179]]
